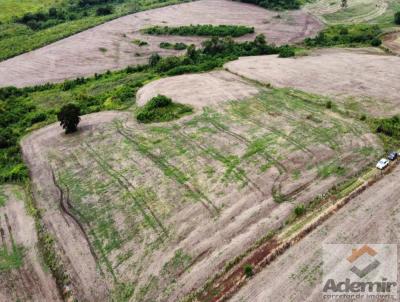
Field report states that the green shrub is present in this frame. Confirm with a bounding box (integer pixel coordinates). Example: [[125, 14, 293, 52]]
[[236, 0, 300, 10], [136, 95, 193, 123], [326, 101, 332, 109], [96, 6, 113, 16], [370, 38, 382, 47], [159, 42, 188, 50], [294, 204, 306, 216], [244, 264, 254, 277], [149, 53, 161, 67], [143, 24, 254, 37], [132, 39, 148, 46], [278, 45, 295, 58], [395, 12, 400, 25]]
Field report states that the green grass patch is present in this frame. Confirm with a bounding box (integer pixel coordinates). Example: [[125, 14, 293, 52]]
[[137, 95, 193, 123], [318, 162, 346, 179], [0, 244, 24, 272], [142, 24, 254, 37]]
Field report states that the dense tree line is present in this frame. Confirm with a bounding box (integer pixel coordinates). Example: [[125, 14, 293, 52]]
[[143, 24, 255, 37], [235, 0, 300, 10]]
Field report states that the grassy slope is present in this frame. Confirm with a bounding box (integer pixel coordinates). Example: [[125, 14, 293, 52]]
[[0, 0, 190, 61], [0, 0, 60, 22]]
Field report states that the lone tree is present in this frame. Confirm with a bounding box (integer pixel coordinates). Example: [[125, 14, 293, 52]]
[[341, 0, 348, 8], [58, 104, 81, 134]]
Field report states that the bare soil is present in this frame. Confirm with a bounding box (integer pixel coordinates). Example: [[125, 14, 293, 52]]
[[230, 163, 400, 302], [0, 185, 61, 302], [382, 31, 400, 55], [20, 80, 379, 301], [224, 48, 400, 116], [136, 70, 259, 108], [0, 0, 322, 88]]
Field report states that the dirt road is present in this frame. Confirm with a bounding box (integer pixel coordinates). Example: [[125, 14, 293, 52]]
[[230, 163, 400, 302], [0, 0, 322, 88]]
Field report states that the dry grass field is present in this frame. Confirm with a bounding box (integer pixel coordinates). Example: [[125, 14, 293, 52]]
[[21, 76, 381, 300], [225, 48, 400, 116], [0, 0, 322, 88]]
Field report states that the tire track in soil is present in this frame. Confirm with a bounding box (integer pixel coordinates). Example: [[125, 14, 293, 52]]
[[84, 143, 170, 237], [50, 169, 100, 265], [176, 122, 280, 198], [115, 124, 219, 216]]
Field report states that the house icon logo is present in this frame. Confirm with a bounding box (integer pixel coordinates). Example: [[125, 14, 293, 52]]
[[346, 244, 380, 278]]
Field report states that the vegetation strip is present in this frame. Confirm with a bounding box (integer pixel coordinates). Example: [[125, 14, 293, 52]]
[[142, 24, 255, 37]]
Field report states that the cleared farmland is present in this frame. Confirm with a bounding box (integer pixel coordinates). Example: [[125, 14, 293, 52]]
[[225, 48, 400, 116], [0, 185, 61, 301], [21, 77, 381, 301], [0, 0, 322, 88], [230, 163, 400, 302]]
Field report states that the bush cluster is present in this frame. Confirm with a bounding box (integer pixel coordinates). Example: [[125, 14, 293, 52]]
[[143, 24, 255, 37], [304, 24, 382, 47], [136, 95, 193, 123], [159, 42, 188, 50], [373, 116, 400, 140], [395, 12, 400, 25], [236, 0, 300, 10]]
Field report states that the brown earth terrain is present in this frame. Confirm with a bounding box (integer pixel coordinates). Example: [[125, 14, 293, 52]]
[[20, 75, 380, 301], [382, 31, 400, 55], [224, 48, 400, 116], [229, 163, 400, 302], [136, 70, 259, 108], [0, 185, 61, 302], [0, 0, 322, 88]]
